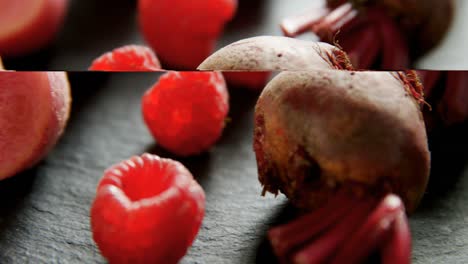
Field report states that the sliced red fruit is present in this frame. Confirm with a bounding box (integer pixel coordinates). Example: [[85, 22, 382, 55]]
[[0, 0, 68, 57], [222, 72, 271, 90], [142, 71, 229, 156], [89, 45, 162, 71], [138, 0, 237, 69], [0, 72, 71, 180], [91, 153, 205, 264]]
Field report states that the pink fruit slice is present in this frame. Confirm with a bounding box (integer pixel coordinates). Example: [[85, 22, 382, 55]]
[[0, 0, 68, 57], [0, 72, 71, 180]]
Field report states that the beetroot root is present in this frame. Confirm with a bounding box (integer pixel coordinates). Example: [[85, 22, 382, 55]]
[[0, 0, 68, 57], [198, 36, 353, 89], [254, 70, 430, 263], [0, 72, 71, 180], [198, 36, 352, 72]]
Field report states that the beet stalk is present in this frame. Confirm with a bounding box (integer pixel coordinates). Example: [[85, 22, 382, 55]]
[[280, 0, 454, 69], [417, 71, 468, 127]]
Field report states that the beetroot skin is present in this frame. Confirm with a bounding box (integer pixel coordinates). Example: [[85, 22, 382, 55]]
[[254, 70, 430, 212]]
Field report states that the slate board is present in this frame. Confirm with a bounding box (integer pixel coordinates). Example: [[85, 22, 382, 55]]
[[0, 72, 467, 263], [2, 0, 468, 70], [1, 0, 468, 263]]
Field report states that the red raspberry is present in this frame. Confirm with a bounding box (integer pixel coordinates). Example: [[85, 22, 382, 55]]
[[89, 45, 161, 71], [91, 153, 205, 264], [138, 0, 238, 69], [142, 71, 229, 156]]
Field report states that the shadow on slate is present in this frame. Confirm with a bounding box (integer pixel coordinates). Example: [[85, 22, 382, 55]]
[[3, 0, 139, 70], [59, 0, 138, 48], [145, 144, 214, 188], [225, 0, 269, 32], [418, 121, 468, 212], [253, 202, 297, 264], [0, 170, 38, 226], [2, 47, 56, 71], [221, 82, 261, 141]]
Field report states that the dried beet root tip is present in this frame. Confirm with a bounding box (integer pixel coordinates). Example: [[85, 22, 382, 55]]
[[268, 194, 411, 264], [396, 71, 428, 108], [322, 48, 354, 70]]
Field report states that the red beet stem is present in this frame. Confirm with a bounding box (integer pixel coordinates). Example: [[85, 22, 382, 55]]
[[417, 70, 442, 98], [439, 72, 468, 125], [313, 3, 356, 41], [281, 7, 331, 37], [268, 190, 353, 258], [340, 25, 380, 69], [268, 193, 412, 264], [330, 194, 406, 264], [293, 200, 375, 264], [367, 8, 409, 69], [381, 211, 412, 264]]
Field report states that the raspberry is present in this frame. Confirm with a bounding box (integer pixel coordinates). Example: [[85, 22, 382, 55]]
[[142, 71, 229, 156], [91, 153, 205, 264], [138, 0, 237, 69], [89, 45, 161, 71]]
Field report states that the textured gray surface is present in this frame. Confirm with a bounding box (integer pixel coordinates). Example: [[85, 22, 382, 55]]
[[0, 73, 467, 263], [2, 0, 467, 70]]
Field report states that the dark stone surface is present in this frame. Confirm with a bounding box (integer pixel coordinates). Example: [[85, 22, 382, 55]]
[[2, 0, 466, 70], [0, 73, 467, 263]]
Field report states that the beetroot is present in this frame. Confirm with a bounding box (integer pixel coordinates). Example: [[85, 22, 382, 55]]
[[0, 0, 68, 57], [0, 72, 71, 180], [281, 0, 454, 69], [254, 70, 430, 263], [198, 36, 353, 89], [198, 36, 352, 71]]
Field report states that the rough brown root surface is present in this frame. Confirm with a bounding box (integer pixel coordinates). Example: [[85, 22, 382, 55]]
[[254, 70, 430, 212], [198, 36, 353, 71]]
